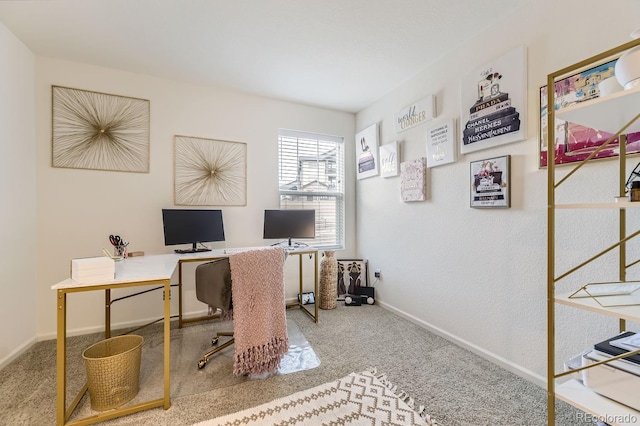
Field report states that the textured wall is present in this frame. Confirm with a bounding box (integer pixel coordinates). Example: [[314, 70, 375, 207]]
[[355, 0, 640, 382]]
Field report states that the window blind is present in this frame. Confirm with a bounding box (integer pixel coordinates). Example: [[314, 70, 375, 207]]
[[278, 129, 344, 249]]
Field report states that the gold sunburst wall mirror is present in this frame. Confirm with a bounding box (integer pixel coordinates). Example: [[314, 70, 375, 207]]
[[174, 135, 247, 206], [51, 86, 150, 172]]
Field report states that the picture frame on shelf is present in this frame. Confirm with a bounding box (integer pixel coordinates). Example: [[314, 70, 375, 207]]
[[459, 46, 527, 154], [336, 259, 369, 300], [539, 58, 640, 168], [470, 155, 510, 208]]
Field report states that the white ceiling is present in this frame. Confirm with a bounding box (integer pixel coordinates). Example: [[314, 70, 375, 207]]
[[0, 0, 527, 113]]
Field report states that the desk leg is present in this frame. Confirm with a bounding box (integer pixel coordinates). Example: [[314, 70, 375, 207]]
[[178, 262, 183, 328], [56, 290, 67, 426], [163, 279, 171, 409], [105, 289, 111, 339], [298, 254, 303, 310], [313, 252, 318, 323]]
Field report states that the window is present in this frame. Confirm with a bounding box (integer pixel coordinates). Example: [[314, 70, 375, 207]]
[[278, 129, 344, 249]]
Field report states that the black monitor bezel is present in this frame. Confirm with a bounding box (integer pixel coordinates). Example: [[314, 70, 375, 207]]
[[162, 209, 225, 252], [263, 209, 315, 244]]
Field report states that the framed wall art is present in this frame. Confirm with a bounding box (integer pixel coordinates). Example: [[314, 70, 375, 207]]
[[470, 155, 510, 208], [355, 123, 379, 180], [426, 118, 457, 168], [459, 46, 527, 154], [174, 135, 247, 206], [400, 158, 426, 202], [394, 95, 436, 133], [539, 59, 640, 167], [336, 259, 369, 300], [52, 86, 150, 172], [379, 141, 400, 178]]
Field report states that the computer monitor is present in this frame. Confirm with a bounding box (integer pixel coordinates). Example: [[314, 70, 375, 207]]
[[263, 209, 315, 247], [162, 209, 225, 253]]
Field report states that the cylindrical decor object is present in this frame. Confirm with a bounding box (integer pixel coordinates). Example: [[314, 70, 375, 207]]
[[319, 250, 338, 310]]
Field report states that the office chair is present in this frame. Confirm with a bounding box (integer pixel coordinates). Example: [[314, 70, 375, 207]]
[[195, 257, 234, 369], [194, 247, 289, 375]]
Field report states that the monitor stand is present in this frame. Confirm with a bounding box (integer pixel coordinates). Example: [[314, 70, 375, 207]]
[[271, 238, 308, 250], [174, 243, 212, 254]]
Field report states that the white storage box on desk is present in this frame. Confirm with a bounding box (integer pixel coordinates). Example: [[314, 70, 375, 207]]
[[582, 350, 640, 411], [71, 256, 115, 283]]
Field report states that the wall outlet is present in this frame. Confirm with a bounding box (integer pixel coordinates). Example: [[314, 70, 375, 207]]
[[374, 269, 381, 278]]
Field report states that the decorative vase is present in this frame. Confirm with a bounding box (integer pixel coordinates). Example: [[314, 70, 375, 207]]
[[615, 29, 640, 90], [319, 250, 338, 310]]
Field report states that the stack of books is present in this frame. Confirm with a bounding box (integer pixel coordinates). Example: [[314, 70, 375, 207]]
[[581, 331, 640, 411]]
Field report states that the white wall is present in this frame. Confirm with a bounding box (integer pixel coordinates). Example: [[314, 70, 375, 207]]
[[0, 22, 36, 367], [34, 58, 356, 339], [355, 0, 640, 384]]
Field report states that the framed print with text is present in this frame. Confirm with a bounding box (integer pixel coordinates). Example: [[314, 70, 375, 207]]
[[460, 46, 527, 154], [426, 118, 456, 168], [379, 141, 399, 178]]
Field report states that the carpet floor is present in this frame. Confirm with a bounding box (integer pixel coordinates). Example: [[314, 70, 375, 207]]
[[0, 304, 585, 425]]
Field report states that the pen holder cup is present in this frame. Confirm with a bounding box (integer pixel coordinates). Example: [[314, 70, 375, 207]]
[[113, 245, 126, 261]]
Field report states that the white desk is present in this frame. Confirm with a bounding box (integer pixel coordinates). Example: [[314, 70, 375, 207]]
[[52, 247, 319, 426], [52, 254, 178, 426]]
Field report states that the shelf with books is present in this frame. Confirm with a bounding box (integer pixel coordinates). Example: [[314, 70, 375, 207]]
[[547, 35, 640, 426]]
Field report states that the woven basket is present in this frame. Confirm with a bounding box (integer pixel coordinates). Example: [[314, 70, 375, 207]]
[[319, 250, 338, 310], [82, 335, 144, 411]]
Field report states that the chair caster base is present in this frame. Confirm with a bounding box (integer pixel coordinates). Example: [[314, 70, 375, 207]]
[[198, 359, 206, 369], [211, 337, 219, 345]]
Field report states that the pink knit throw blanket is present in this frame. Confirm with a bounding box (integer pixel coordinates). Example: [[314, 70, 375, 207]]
[[229, 246, 289, 376]]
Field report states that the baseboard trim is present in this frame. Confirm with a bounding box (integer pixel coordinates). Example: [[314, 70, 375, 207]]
[[0, 336, 37, 370], [377, 300, 546, 388]]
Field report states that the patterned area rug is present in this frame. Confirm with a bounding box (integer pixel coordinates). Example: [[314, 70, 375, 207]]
[[193, 368, 437, 425]]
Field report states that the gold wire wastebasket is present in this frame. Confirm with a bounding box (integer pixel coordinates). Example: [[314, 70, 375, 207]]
[[82, 335, 144, 411]]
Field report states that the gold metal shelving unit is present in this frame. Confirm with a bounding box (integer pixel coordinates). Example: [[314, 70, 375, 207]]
[[547, 38, 640, 425]]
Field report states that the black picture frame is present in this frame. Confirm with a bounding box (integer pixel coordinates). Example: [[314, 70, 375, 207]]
[[336, 259, 369, 300]]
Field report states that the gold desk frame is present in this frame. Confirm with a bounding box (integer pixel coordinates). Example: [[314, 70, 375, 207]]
[[177, 248, 319, 327], [56, 278, 171, 426]]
